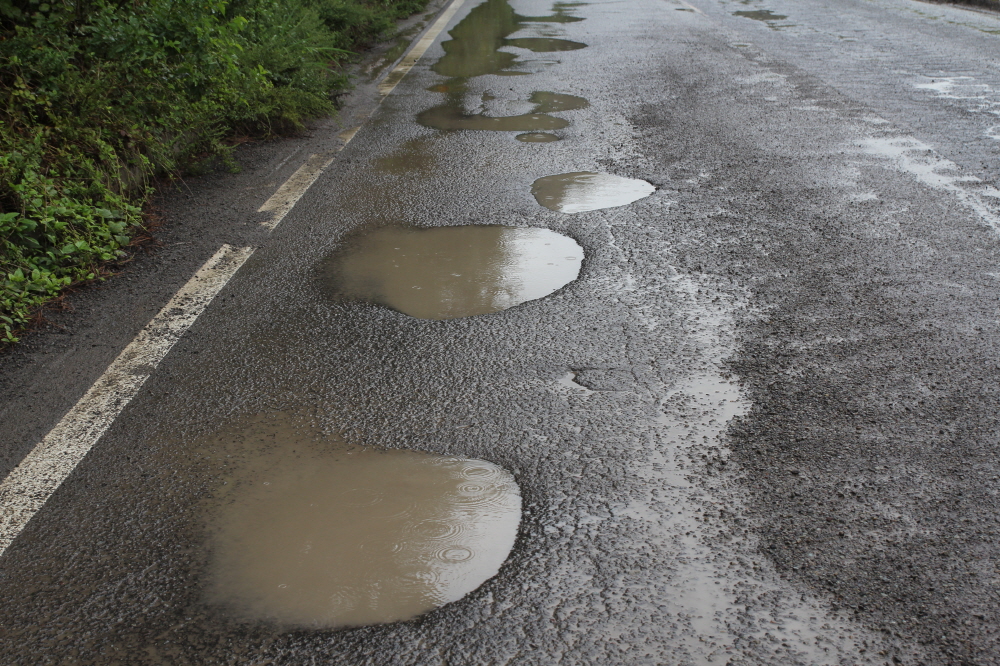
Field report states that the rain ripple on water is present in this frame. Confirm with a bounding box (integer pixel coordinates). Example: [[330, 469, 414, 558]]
[[207, 448, 521, 628], [321, 225, 583, 320]]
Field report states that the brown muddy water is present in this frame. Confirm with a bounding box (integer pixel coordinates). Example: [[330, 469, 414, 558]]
[[205, 427, 521, 629], [516, 132, 561, 142], [733, 9, 788, 22], [322, 225, 583, 319], [431, 0, 586, 79], [417, 106, 570, 131], [503, 37, 586, 51], [529, 91, 589, 112], [532, 172, 656, 213], [417, 0, 588, 134], [418, 90, 587, 132]]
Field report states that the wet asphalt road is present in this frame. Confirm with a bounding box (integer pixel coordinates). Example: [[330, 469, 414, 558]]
[[3, 0, 1000, 663]]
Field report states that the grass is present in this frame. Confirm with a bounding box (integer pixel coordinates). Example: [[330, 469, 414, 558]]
[[0, 0, 428, 344]]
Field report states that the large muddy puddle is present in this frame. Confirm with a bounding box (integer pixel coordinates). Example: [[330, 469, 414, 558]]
[[517, 132, 561, 142], [418, 105, 570, 132], [417, 0, 588, 134], [322, 225, 582, 319], [733, 9, 789, 24], [503, 37, 586, 51], [532, 172, 656, 213], [205, 423, 520, 629], [431, 0, 586, 79], [417, 91, 586, 132]]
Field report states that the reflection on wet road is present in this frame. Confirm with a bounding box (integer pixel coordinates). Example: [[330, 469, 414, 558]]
[[516, 131, 561, 142], [322, 225, 583, 319], [733, 9, 788, 24], [206, 424, 520, 628], [418, 104, 570, 131], [531, 171, 656, 213], [418, 0, 588, 133]]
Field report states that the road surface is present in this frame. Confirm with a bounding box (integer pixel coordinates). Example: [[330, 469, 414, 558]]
[[2, 0, 1000, 663]]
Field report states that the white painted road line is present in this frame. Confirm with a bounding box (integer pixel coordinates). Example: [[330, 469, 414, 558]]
[[0, 0, 466, 557], [377, 0, 468, 97], [259, 0, 467, 231], [677, 0, 703, 14], [0, 244, 255, 556], [258, 151, 338, 231]]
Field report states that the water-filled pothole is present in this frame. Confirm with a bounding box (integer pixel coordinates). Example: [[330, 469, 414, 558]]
[[733, 9, 787, 22], [417, 90, 587, 132], [207, 442, 521, 629], [418, 107, 569, 131], [529, 91, 589, 112], [503, 37, 586, 51], [431, 0, 586, 79], [322, 225, 582, 319], [532, 172, 655, 213], [517, 132, 561, 142], [417, 0, 587, 134]]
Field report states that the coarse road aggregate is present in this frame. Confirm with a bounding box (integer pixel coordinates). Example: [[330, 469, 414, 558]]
[[2, 0, 1000, 663]]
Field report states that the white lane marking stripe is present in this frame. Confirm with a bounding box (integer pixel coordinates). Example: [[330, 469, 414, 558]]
[[258, 152, 338, 231], [258, 0, 467, 231], [0, 244, 255, 556], [677, 0, 703, 14], [377, 0, 467, 97]]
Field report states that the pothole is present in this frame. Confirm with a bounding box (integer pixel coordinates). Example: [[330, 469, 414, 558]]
[[417, 91, 587, 133], [206, 441, 521, 629], [733, 9, 788, 22], [503, 37, 586, 51], [528, 91, 589, 113], [417, 0, 588, 134], [321, 225, 583, 320], [417, 106, 570, 131], [517, 132, 561, 142], [531, 172, 655, 213]]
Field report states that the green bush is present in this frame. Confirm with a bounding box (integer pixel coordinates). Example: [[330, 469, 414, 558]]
[[0, 0, 425, 343]]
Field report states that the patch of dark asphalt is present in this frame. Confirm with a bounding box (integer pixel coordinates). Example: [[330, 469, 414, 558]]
[[629, 29, 1000, 665]]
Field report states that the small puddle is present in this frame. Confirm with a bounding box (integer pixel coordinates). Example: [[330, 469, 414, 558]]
[[531, 172, 656, 213], [417, 90, 587, 132], [207, 439, 521, 629], [517, 1, 585, 23], [502, 37, 586, 51], [322, 225, 583, 320], [373, 138, 437, 175], [517, 132, 561, 142], [529, 91, 589, 112], [733, 9, 788, 22], [418, 106, 570, 131]]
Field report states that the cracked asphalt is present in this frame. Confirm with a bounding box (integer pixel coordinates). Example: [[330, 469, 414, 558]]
[[2, 0, 1000, 663]]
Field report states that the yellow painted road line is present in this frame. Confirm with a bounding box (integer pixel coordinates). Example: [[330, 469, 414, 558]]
[[0, 244, 255, 557], [258, 0, 467, 230]]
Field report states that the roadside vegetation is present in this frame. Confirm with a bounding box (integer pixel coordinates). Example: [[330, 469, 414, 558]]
[[0, 0, 425, 343]]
